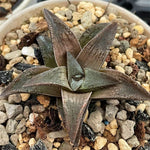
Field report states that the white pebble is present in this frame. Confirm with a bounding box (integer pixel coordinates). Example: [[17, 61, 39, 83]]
[[94, 136, 107, 150], [108, 143, 118, 150], [29, 113, 38, 124], [126, 48, 133, 59], [21, 46, 35, 58]]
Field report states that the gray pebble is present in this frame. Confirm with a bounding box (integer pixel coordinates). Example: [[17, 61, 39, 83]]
[[146, 106, 150, 116], [125, 66, 133, 75], [119, 40, 130, 53], [15, 114, 24, 121], [120, 120, 135, 139], [137, 69, 146, 82], [0, 111, 7, 124], [16, 30, 25, 39], [65, 9, 72, 20], [105, 105, 118, 122], [0, 125, 9, 146], [127, 135, 140, 148], [106, 99, 120, 105], [87, 109, 103, 132], [15, 118, 26, 134], [23, 106, 30, 118], [9, 44, 18, 52], [47, 130, 67, 139], [145, 133, 150, 140], [117, 110, 127, 120], [125, 103, 136, 112], [10, 134, 19, 146], [81, 11, 93, 29], [29, 22, 37, 32], [0, 100, 8, 111], [6, 119, 18, 134], [58, 10, 65, 16], [6, 32, 18, 40], [4, 103, 23, 119], [59, 142, 72, 150], [8, 94, 22, 104], [68, 4, 76, 12], [112, 39, 121, 47], [4, 50, 22, 60], [31, 105, 45, 113], [71, 26, 84, 39]]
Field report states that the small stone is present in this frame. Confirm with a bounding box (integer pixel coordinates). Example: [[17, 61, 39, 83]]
[[59, 141, 72, 150], [20, 93, 30, 101], [30, 139, 47, 150], [37, 95, 50, 107], [8, 94, 22, 104], [112, 39, 121, 47], [47, 130, 67, 139], [18, 143, 29, 150], [29, 113, 38, 124], [136, 103, 146, 112], [119, 139, 131, 150], [123, 32, 131, 38], [146, 106, 150, 116], [4, 50, 21, 60], [29, 138, 36, 147], [65, 9, 72, 20], [106, 99, 119, 105], [23, 106, 30, 118], [108, 143, 118, 150], [125, 66, 133, 75], [119, 40, 130, 53], [133, 25, 144, 34], [117, 110, 127, 120], [0, 111, 7, 123], [53, 142, 61, 148], [147, 39, 150, 48], [1, 143, 17, 150], [82, 146, 91, 150], [137, 69, 146, 82], [6, 119, 18, 134], [4, 103, 23, 119], [6, 32, 18, 40], [109, 119, 118, 129], [110, 128, 117, 136], [105, 105, 118, 122], [81, 11, 93, 29], [127, 135, 140, 148], [0, 100, 8, 111], [126, 48, 133, 59], [125, 103, 136, 112], [0, 70, 13, 84], [15, 118, 26, 134], [87, 109, 103, 132], [115, 65, 125, 74], [120, 120, 135, 139], [21, 46, 35, 58], [95, 10, 103, 17], [109, 13, 117, 21], [15, 114, 24, 121], [94, 136, 107, 150], [68, 4, 76, 12], [142, 83, 149, 92], [31, 105, 45, 113], [135, 110, 149, 121], [0, 125, 9, 146], [29, 22, 37, 32], [10, 134, 19, 146]]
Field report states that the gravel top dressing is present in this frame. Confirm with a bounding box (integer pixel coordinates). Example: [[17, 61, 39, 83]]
[[0, 1, 150, 150]]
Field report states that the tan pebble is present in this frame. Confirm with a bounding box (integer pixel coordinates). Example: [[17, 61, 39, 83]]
[[72, 20, 78, 26], [115, 66, 125, 74], [147, 39, 150, 48], [52, 148, 57, 150], [83, 109, 89, 122], [29, 17, 39, 23], [53, 142, 61, 148], [10, 40, 17, 45], [92, 14, 97, 22], [6, 64, 11, 70], [108, 143, 118, 150], [115, 33, 120, 38], [26, 56, 34, 64], [109, 13, 117, 21], [65, 21, 74, 28], [123, 32, 131, 38], [105, 124, 111, 131], [21, 24, 30, 33], [78, 24, 86, 31], [95, 10, 103, 17], [20, 93, 30, 101], [60, 6, 67, 11], [53, 7, 60, 13], [72, 12, 82, 21], [99, 16, 109, 23], [110, 119, 118, 129], [110, 128, 117, 136], [33, 59, 39, 65], [119, 139, 131, 150], [77, 2, 94, 11], [13, 72, 19, 79], [126, 48, 133, 59], [18, 134, 23, 144], [1, 45, 10, 55], [82, 146, 91, 150], [101, 61, 107, 69], [94, 136, 107, 150], [142, 84, 149, 92], [37, 95, 50, 107], [38, 16, 44, 22], [133, 25, 144, 34], [123, 59, 130, 66], [9, 57, 24, 66], [78, 8, 86, 14], [47, 136, 54, 143], [146, 72, 150, 81], [0, 3, 12, 10], [110, 48, 119, 55], [55, 13, 67, 21], [130, 58, 136, 63], [18, 143, 29, 150], [137, 104, 146, 112]]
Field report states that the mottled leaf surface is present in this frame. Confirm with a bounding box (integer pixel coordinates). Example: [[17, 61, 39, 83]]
[[36, 35, 57, 68], [79, 68, 119, 92], [92, 69, 150, 100], [67, 52, 84, 91], [79, 23, 109, 48], [61, 89, 92, 147], [44, 9, 81, 66], [77, 22, 117, 70]]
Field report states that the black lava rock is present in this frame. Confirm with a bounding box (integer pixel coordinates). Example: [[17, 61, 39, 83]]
[[136, 110, 150, 122], [0, 70, 13, 85], [34, 48, 44, 65], [1, 143, 17, 150], [82, 123, 96, 142], [14, 63, 35, 71], [0, 7, 8, 17], [30, 140, 47, 150], [136, 60, 150, 71], [126, 100, 141, 106]]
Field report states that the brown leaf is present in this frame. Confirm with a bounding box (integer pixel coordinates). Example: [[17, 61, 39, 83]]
[[44, 9, 81, 66], [77, 22, 117, 70], [92, 69, 150, 100], [61, 89, 92, 147]]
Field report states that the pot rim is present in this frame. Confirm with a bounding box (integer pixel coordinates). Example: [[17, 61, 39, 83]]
[[0, 0, 150, 45]]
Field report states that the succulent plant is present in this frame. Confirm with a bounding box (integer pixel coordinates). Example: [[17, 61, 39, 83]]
[[1, 9, 150, 147]]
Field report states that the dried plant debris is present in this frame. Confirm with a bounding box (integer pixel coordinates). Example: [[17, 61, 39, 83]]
[[0, 1, 150, 150]]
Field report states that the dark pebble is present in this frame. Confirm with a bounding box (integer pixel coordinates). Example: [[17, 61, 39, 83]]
[[136, 60, 150, 71], [0, 7, 8, 17], [82, 123, 96, 142], [136, 110, 149, 122], [34, 48, 44, 65], [138, 145, 150, 150], [0, 55, 6, 71], [14, 63, 35, 71], [1, 143, 17, 150], [30, 139, 47, 150], [127, 111, 135, 120], [0, 70, 13, 85], [119, 40, 130, 53], [126, 100, 141, 106]]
